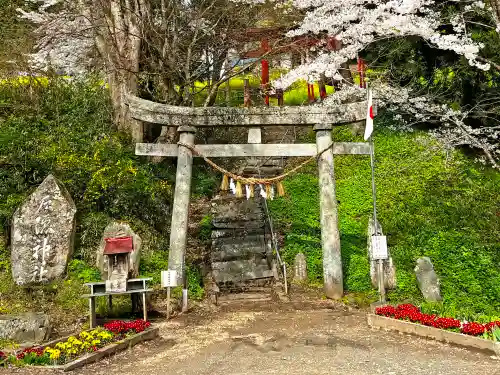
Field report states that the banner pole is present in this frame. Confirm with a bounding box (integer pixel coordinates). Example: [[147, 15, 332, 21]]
[[366, 83, 385, 303]]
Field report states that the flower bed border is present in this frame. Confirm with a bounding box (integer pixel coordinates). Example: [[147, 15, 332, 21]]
[[367, 313, 500, 356], [27, 326, 159, 372]]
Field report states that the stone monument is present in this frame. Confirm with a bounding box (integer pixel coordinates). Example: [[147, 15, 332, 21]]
[[293, 253, 308, 282], [367, 217, 396, 289], [415, 257, 442, 302], [11, 174, 76, 285]]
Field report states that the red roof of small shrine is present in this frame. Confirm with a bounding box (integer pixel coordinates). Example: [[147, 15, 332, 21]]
[[103, 236, 133, 255]]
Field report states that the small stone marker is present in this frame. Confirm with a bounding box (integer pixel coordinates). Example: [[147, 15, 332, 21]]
[[367, 217, 396, 289], [414, 257, 442, 302], [96, 221, 142, 280], [294, 253, 308, 281], [11, 174, 76, 285]]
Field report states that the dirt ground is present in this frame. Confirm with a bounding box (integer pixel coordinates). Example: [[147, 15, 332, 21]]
[[3, 298, 500, 375]]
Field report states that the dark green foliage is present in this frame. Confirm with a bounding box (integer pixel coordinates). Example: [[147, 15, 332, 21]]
[[0, 77, 173, 241], [198, 215, 213, 242], [139, 251, 169, 285], [269, 123, 500, 318], [0, 77, 213, 324], [67, 260, 101, 284]]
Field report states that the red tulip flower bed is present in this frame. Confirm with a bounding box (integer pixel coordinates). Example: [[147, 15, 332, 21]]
[[104, 319, 151, 335], [375, 304, 500, 338]]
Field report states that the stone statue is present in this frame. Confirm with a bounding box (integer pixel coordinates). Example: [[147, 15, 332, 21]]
[[415, 257, 442, 302]]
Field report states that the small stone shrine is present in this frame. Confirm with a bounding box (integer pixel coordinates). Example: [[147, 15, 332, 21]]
[[102, 236, 134, 292], [96, 221, 142, 289], [11, 174, 76, 285]]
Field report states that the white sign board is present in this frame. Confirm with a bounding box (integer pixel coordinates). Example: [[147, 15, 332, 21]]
[[372, 235, 388, 260], [106, 279, 127, 293], [161, 270, 178, 287]]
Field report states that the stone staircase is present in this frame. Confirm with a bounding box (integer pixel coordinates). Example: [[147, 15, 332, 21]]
[[210, 194, 277, 295], [208, 126, 292, 302]]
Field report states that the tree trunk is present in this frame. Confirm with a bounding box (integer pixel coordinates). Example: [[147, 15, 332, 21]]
[[107, 69, 143, 142], [90, 0, 145, 142]]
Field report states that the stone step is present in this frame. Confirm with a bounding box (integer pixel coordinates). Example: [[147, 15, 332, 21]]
[[218, 292, 272, 303], [211, 247, 268, 262], [211, 228, 266, 239], [212, 219, 265, 229], [211, 235, 269, 262], [211, 196, 265, 229], [212, 259, 274, 284]]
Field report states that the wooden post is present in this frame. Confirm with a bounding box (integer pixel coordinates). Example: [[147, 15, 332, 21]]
[[261, 39, 270, 106], [168, 125, 196, 286], [89, 297, 96, 329], [182, 270, 188, 312], [277, 89, 284, 106], [244, 79, 251, 107], [226, 78, 231, 106], [166, 286, 171, 320], [142, 292, 148, 321], [314, 124, 343, 299]]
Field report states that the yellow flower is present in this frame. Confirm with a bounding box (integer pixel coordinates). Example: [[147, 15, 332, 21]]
[[91, 339, 101, 346], [67, 336, 77, 343], [49, 349, 61, 360], [44, 347, 61, 360], [98, 331, 113, 340]]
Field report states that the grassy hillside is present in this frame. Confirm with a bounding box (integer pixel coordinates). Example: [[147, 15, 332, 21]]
[[268, 123, 500, 320]]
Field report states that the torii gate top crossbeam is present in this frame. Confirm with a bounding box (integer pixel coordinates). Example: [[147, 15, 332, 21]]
[[126, 95, 367, 127]]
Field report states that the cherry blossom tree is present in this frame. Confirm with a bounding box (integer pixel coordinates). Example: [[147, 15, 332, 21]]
[[236, 0, 499, 168]]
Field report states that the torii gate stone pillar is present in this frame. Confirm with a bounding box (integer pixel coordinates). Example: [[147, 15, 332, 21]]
[[314, 124, 342, 298], [168, 126, 196, 284], [127, 94, 369, 298]]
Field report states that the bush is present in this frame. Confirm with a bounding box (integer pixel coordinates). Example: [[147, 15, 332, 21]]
[[269, 122, 500, 318], [0, 77, 184, 324]]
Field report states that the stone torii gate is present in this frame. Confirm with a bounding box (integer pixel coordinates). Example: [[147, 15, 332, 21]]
[[127, 95, 369, 299]]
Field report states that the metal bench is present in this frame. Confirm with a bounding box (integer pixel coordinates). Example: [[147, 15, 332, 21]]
[[82, 278, 153, 328]]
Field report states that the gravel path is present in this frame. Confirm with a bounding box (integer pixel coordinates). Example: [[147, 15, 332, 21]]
[[3, 301, 499, 375]]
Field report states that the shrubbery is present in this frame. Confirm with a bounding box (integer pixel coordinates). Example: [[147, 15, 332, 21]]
[[269, 122, 500, 319], [0, 76, 206, 322]]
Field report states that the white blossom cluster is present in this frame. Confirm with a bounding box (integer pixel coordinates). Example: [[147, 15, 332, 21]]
[[324, 83, 499, 168], [238, 0, 490, 89], [238, 0, 498, 167], [17, 0, 95, 75]]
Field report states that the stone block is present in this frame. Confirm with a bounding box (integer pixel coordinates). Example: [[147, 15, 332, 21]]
[[211, 235, 267, 261], [211, 196, 265, 228], [11, 174, 76, 285], [212, 259, 274, 283], [0, 313, 51, 344], [293, 252, 307, 281]]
